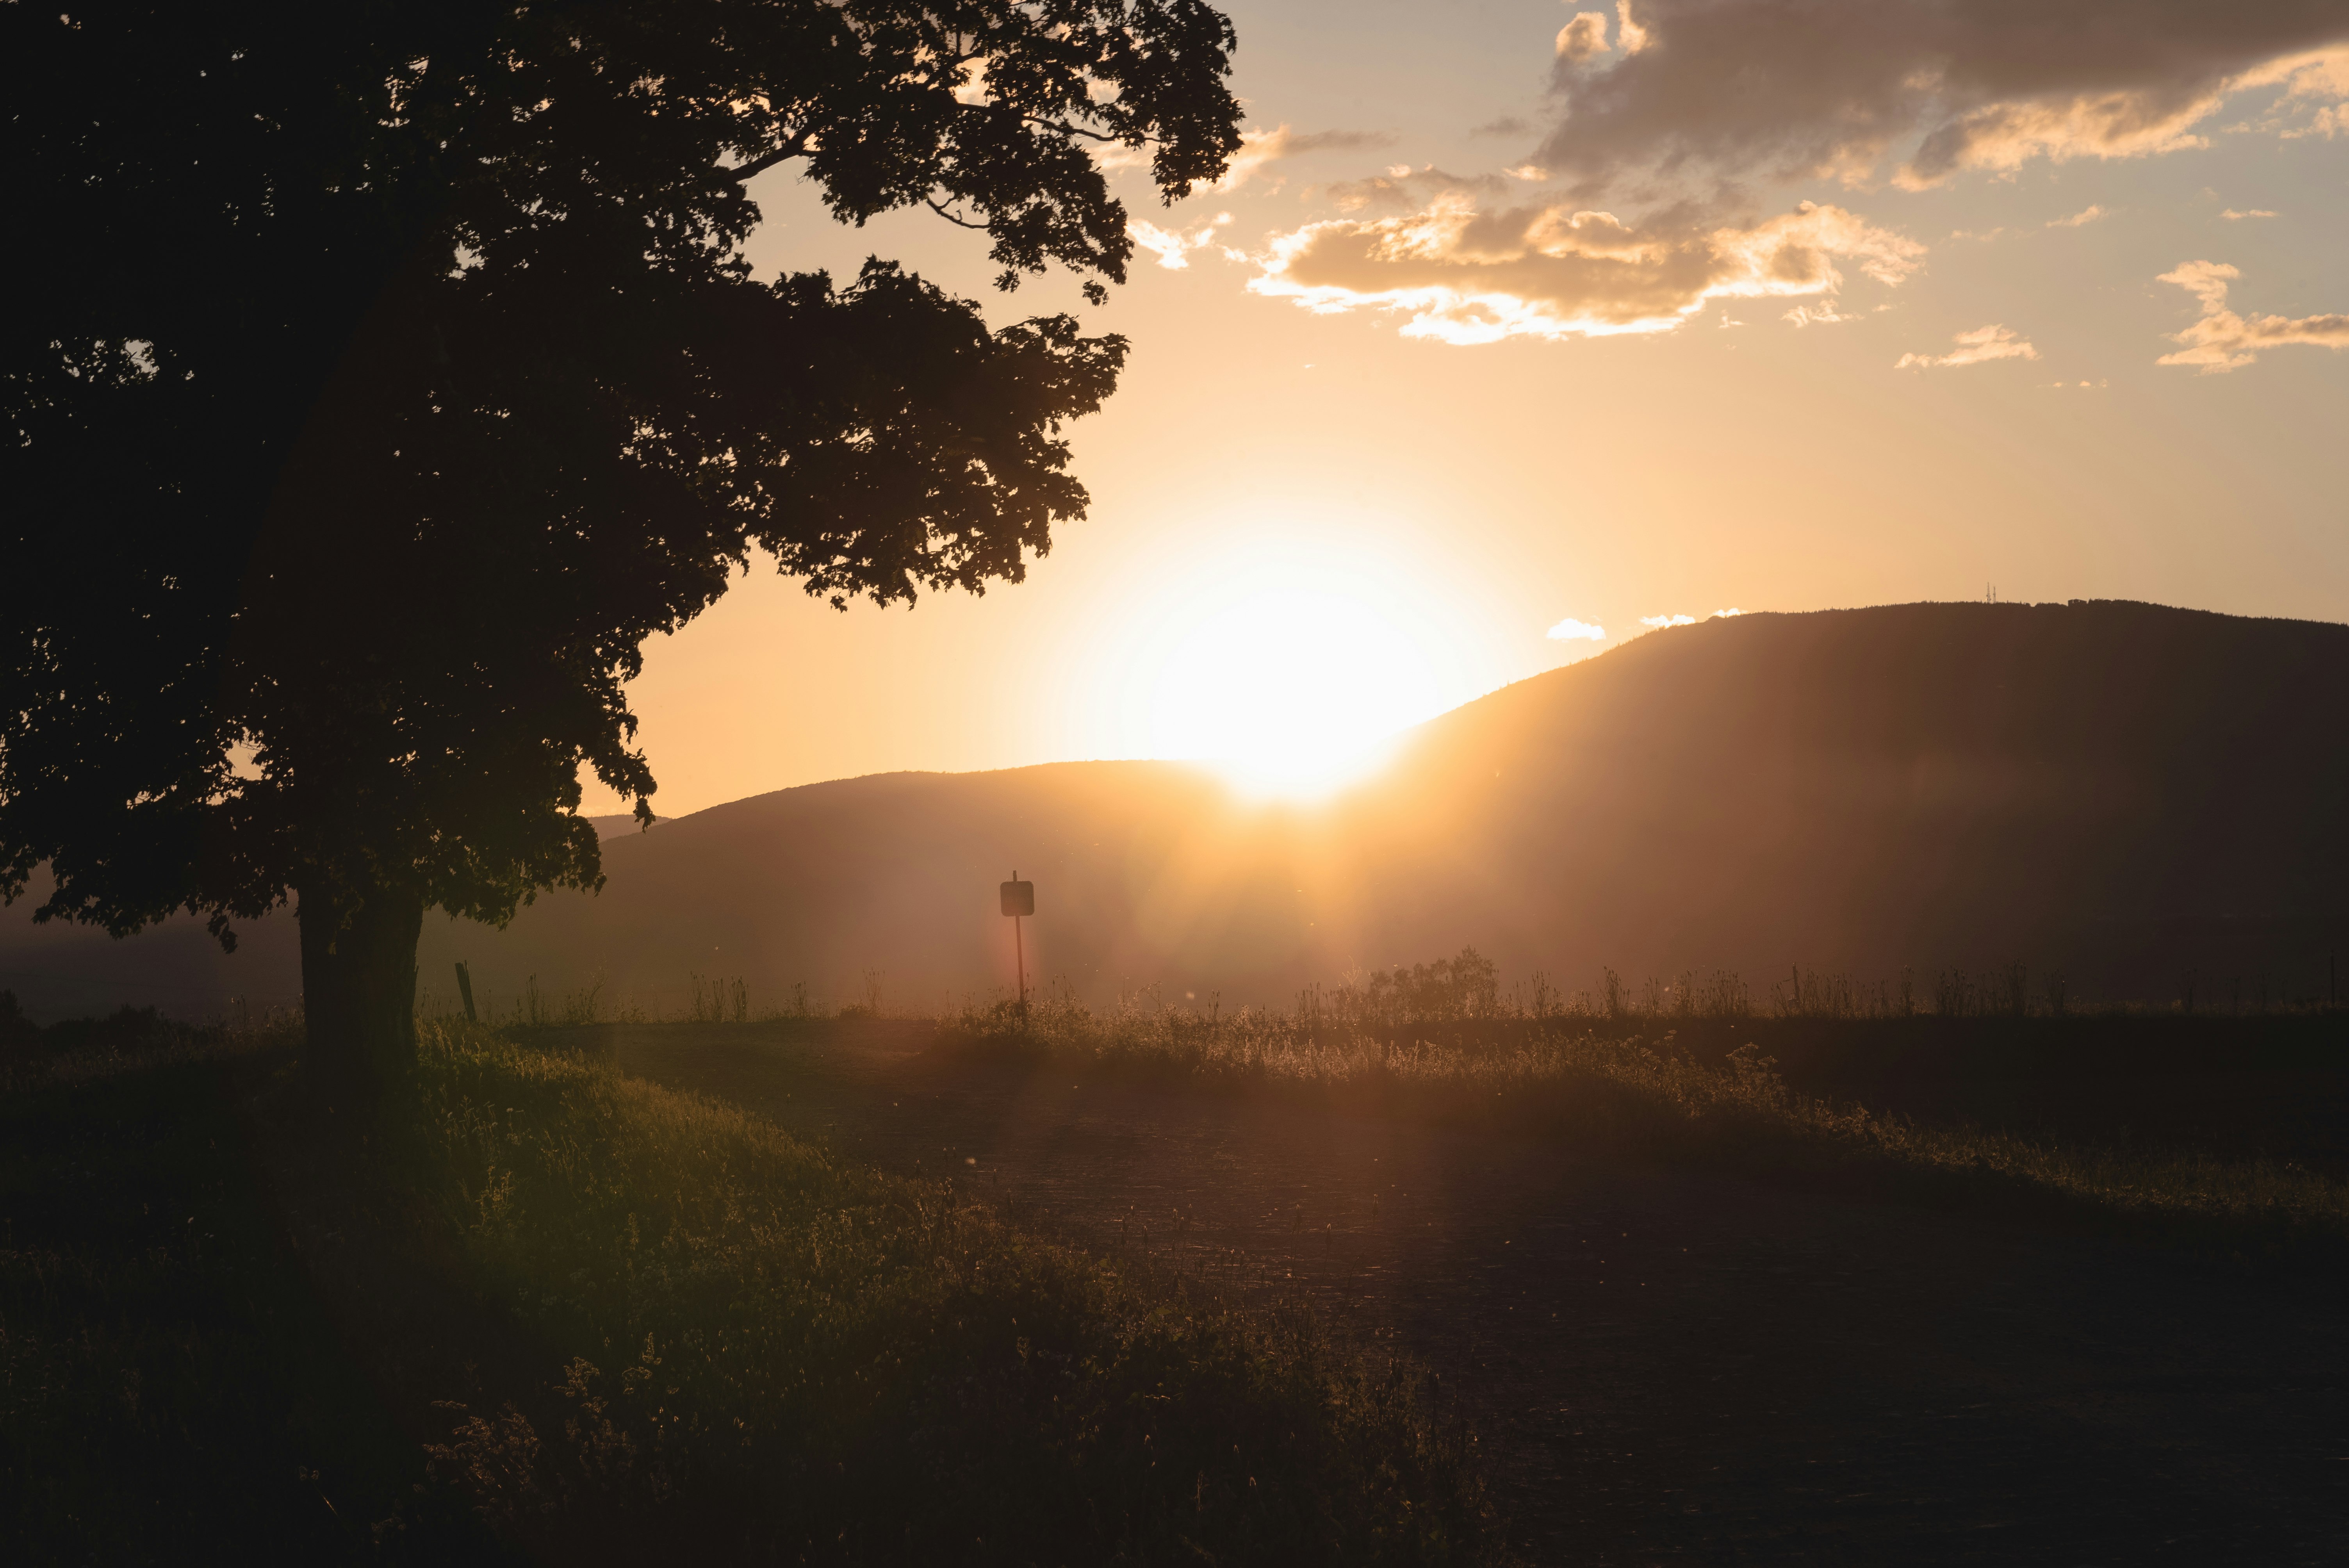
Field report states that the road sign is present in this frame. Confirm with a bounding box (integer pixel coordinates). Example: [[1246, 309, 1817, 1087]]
[[1001, 871, 1034, 1011]]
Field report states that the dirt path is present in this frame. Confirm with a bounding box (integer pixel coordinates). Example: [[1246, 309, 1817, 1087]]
[[589, 1021, 2349, 1565]]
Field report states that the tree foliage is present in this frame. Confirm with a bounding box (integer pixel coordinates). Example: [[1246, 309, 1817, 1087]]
[[1, 1, 1240, 1047]]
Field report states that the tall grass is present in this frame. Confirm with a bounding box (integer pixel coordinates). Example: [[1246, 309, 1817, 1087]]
[[943, 957, 2349, 1265], [0, 991, 299, 1090], [0, 1020, 500, 1561], [399, 1019, 1500, 1563], [4, 999, 1503, 1561], [417, 973, 837, 1028]]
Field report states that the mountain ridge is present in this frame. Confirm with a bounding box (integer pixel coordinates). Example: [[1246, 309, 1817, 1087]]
[[7, 599, 2344, 1020]]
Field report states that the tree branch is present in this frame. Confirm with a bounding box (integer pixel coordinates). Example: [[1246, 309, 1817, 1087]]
[[950, 98, 1134, 146], [724, 128, 814, 185], [924, 197, 989, 232]]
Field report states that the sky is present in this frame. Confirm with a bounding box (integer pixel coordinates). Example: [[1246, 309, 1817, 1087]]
[[585, 0, 2349, 818]]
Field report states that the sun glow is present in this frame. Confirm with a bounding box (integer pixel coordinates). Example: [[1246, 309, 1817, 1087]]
[[1146, 586, 1442, 797], [1074, 531, 1499, 802]]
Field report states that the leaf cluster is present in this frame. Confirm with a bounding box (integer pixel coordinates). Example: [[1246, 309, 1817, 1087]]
[[1, 1, 1240, 944]]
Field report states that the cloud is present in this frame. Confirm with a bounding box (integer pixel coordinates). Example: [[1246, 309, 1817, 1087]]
[[1547, 617, 1608, 641], [1556, 11, 1612, 64], [1536, 4, 2349, 192], [1895, 324, 2040, 369], [1128, 213, 1233, 270], [1247, 197, 1924, 346], [2157, 262, 2349, 372], [1217, 125, 1397, 191], [1470, 114, 1532, 138], [1711, 607, 1744, 618], [1640, 613, 1697, 628], [2239, 46, 2349, 136], [1321, 166, 1513, 214], [2048, 205, 2110, 228], [1613, 0, 1650, 54], [2221, 208, 2279, 220], [2286, 103, 2347, 137], [2158, 259, 2238, 313]]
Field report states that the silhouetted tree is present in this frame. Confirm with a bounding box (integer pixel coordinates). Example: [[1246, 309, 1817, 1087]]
[[2, 2, 1240, 1097]]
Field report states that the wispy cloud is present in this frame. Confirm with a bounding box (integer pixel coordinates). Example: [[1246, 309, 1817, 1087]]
[[1547, 617, 1608, 641], [1319, 166, 1512, 215], [1614, 0, 1652, 54], [2284, 104, 2346, 137], [2048, 204, 2110, 227], [1534, 4, 2349, 193], [1217, 125, 1396, 192], [2221, 207, 2279, 220], [1896, 324, 2040, 369], [1248, 198, 1923, 346], [2238, 46, 2349, 138], [1555, 10, 1612, 64], [1128, 214, 1233, 270], [2157, 262, 2349, 372], [1639, 608, 1742, 629]]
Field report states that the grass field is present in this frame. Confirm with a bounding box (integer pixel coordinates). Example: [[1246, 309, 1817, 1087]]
[[936, 957, 2349, 1270], [12, 953, 2344, 1559], [1, 1006, 1503, 1564], [0, 1017, 499, 1561]]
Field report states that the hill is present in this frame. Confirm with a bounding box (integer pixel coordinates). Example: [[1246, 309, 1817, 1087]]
[[7, 600, 2346, 1019], [1349, 597, 2349, 1007]]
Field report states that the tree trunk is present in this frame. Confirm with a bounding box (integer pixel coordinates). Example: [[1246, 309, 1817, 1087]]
[[297, 882, 426, 1104]]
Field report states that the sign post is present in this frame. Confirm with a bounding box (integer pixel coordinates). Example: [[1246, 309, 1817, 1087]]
[[999, 871, 1035, 1014]]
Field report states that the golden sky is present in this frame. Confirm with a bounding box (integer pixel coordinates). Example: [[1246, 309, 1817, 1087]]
[[586, 0, 2349, 818]]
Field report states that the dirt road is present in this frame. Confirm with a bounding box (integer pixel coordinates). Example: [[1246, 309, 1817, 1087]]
[[591, 1021, 2348, 1565]]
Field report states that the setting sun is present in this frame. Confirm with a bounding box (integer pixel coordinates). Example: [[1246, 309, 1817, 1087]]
[[1076, 529, 1500, 800], [1146, 584, 1439, 797]]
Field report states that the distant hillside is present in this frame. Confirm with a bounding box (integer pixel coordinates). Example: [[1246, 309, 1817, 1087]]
[[8, 601, 2347, 1020], [1347, 599, 2349, 1005]]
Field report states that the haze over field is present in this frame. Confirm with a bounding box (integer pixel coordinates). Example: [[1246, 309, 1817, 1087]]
[[9, 4, 2346, 1026], [401, 599, 2349, 1010], [17, 600, 2345, 1019]]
